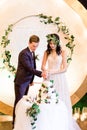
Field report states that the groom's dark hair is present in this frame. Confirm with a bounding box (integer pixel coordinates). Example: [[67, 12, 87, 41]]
[[29, 35, 40, 43]]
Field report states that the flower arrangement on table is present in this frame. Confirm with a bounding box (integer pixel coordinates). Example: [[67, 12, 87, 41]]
[[26, 80, 59, 130]]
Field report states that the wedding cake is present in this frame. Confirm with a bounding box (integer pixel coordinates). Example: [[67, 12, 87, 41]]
[[37, 80, 58, 104], [25, 80, 59, 130]]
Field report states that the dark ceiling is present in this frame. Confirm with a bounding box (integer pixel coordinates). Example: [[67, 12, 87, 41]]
[[78, 0, 87, 9]]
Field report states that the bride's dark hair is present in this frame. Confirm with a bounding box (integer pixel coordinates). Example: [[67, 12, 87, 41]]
[[46, 33, 62, 55]]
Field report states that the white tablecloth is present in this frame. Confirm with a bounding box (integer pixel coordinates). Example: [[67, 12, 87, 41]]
[[14, 96, 69, 130]]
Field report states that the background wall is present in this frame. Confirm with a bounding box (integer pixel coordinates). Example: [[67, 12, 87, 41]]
[[0, 0, 87, 106]]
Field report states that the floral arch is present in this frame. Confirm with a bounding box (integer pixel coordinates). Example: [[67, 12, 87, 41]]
[[0, 14, 75, 76]]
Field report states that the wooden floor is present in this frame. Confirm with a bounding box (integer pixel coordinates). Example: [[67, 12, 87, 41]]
[[77, 119, 87, 130], [0, 115, 12, 130], [0, 116, 87, 130], [0, 121, 12, 130]]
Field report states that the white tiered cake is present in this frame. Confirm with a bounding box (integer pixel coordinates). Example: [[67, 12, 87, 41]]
[[37, 80, 58, 104], [14, 80, 69, 130]]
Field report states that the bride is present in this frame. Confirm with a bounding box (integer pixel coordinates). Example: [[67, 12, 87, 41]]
[[41, 33, 81, 130]]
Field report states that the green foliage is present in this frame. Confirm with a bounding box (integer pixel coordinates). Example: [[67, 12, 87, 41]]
[[72, 93, 87, 112], [1, 24, 13, 47], [0, 24, 16, 76], [26, 103, 40, 129], [38, 14, 75, 63], [26, 103, 40, 117], [46, 34, 60, 45]]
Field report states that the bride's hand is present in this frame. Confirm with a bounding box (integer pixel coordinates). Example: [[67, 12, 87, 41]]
[[42, 70, 48, 79]]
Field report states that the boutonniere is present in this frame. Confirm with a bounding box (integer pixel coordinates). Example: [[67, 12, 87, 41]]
[[35, 54, 39, 60]]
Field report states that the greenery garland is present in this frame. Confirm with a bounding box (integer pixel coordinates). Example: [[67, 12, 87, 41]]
[[26, 80, 59, 130], [0, 14, 75, 76], [26, 102, 40, 129]]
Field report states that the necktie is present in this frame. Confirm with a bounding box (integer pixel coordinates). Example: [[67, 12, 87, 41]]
[[32, 52, 36, 68], [32, 51, 35, 59]]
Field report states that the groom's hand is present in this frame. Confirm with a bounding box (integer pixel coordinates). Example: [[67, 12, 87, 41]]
[[41, 70, 48, 79], [29, 82, 34, 86]]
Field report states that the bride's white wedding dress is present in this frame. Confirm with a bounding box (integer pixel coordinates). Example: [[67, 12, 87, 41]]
[[14, 54, 81, 130], [46, 54, 81, 130]]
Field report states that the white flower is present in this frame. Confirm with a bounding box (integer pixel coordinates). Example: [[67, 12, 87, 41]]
[[42, 80, 52, 87]]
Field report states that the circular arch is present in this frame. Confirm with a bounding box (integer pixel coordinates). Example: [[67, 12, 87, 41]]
[[71, 75, 87, 105], [0, 14, 75, 76]]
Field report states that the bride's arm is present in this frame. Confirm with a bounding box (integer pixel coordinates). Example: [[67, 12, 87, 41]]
[[41, 51, 48, 71], [59, 50, 68, 73]]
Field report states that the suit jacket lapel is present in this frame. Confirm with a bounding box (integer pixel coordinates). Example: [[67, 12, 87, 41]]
[[27, 47, 36, 69], [33, 52, 36, 69]]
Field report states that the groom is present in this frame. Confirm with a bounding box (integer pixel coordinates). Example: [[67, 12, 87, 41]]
[[12, 35, 47, 129]]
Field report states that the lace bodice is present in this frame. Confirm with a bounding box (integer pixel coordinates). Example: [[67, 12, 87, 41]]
[[47, 54, 62, 71]]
